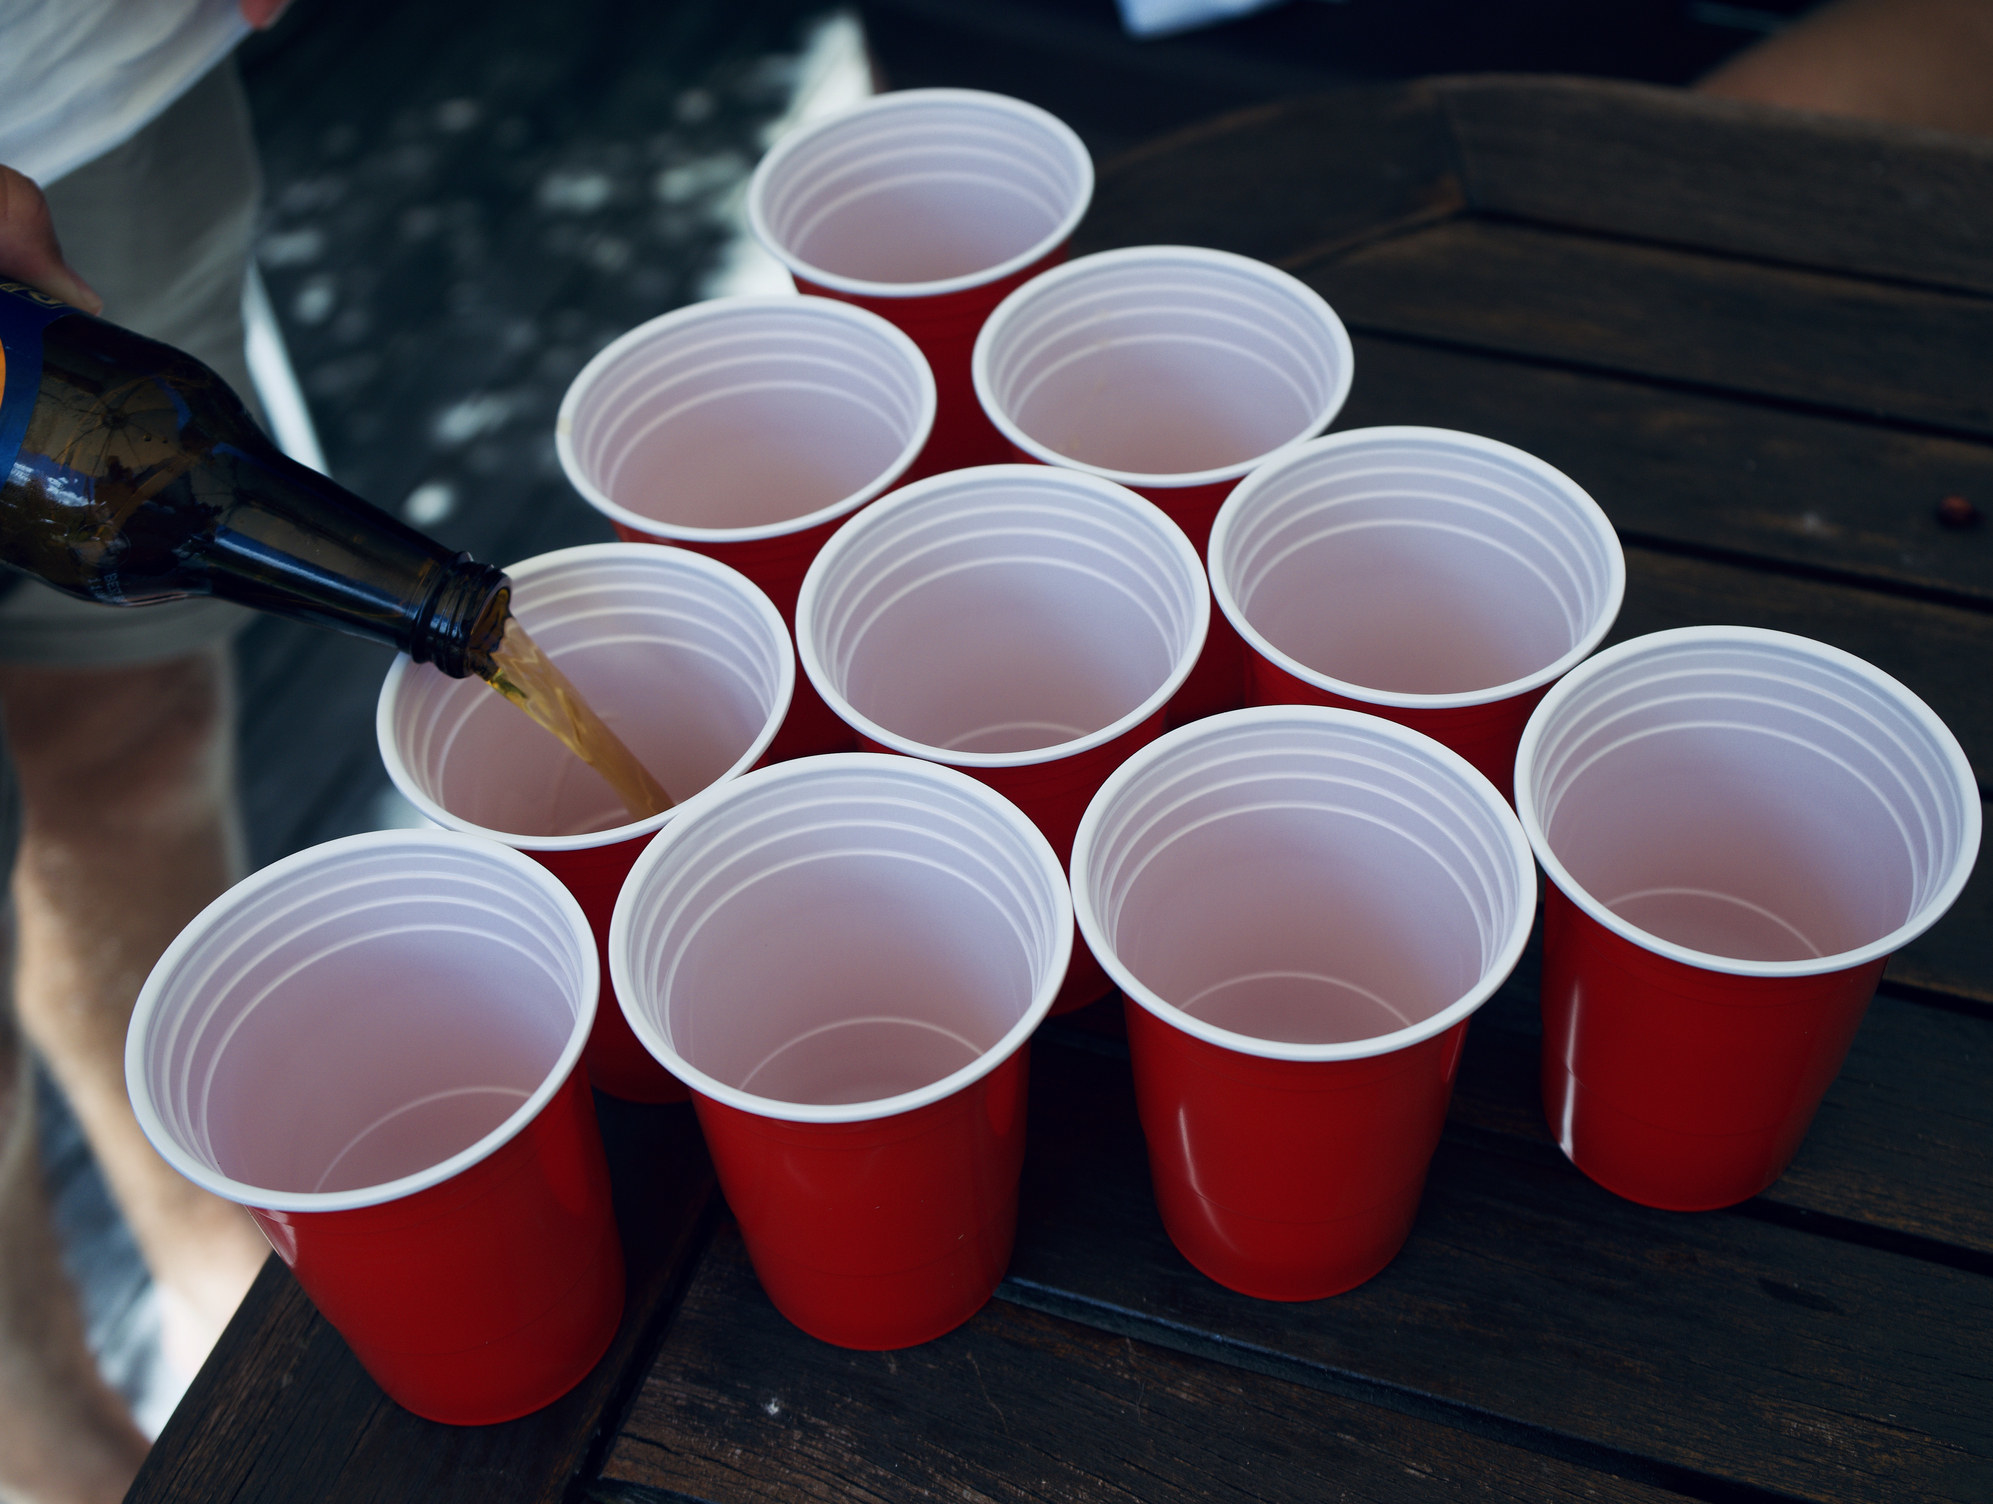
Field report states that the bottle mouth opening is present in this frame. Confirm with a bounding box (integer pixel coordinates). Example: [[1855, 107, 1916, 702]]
[[414, 558, 511, 679]]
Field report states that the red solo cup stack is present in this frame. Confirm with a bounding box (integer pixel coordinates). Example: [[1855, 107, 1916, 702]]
[[1515, 627, 1981, 1210], [1209, 427, 1624, 801], [972, 245, 1353, 725], [747, 88, 1093, 477], [555, 295, 933, 759], [610, 756, 1070, 1349], [126, 831, 622, 1424], [377, 543, 792, 1103], [795, 464, 1207, 1015], [1071, 707, 1536, 1299]]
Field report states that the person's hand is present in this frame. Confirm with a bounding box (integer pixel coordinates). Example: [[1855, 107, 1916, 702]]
[[0, 164, 104, 314]]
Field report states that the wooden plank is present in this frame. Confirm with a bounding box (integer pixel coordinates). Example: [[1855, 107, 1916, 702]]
[[1073, 85, 1464, 268], [1884, 840, 1993, 1007], [1004, 1038, 1993, 1504], [127, 1098, 717, 1504], [1335, 335, 1993, 611], [599, 1220, 1688, 1504], [858, 0, 1368, 165], [1609, 548, 1993, 789], [1435, 76, 1993, 298], [1297, 219, 1993, 440], [1051, 909, 1993, 1267], [1448, 947, 1993, 1257], [1774, 993, 1993, 1255]]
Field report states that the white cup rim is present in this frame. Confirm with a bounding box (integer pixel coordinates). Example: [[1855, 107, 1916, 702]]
[[554, 294, 937, 542], [1071, 705, 1537, 1063], [971, 244, 1356, 490], [376, 541, 795, 851], [746, 87, 1096, 300], [125, 829, 600, 1213], [1514, 625, 1982, 978], [794, 464, 1210, 768], [1209, 426, 1628, 709], [609, 753, 1073, 1123]]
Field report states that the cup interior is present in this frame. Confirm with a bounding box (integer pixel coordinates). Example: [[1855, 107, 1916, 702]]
[[560, 300, 931, 534], [802, 469, 1205, 757], [382, 546, 790, 842], [134, 835, 591, 1204], [615, 759, 1067, 1114], [1216, 431, 1622, 699], [1077, 711, 1532, 1052], [1521, 631, 1979, 967], [976, 250, 1351, 481], [751, 91, 1091, 288]]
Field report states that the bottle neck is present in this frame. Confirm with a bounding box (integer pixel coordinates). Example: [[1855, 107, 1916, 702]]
[[419, 553, 511, 680], [203, 439, 511, 678], [2, 306, 511, 679]]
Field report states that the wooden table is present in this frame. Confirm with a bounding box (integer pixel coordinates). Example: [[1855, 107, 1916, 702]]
[[129, 76, 1993, 1504]]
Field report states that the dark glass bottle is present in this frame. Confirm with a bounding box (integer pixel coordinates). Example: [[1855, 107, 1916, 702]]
[[0, 280, 509, 678]]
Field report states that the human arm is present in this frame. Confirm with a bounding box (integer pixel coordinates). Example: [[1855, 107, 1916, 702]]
[[1698, 0, 1993, 137]]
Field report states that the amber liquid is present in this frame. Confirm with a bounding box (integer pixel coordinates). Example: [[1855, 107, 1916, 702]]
[[481, 615, 674, 822]]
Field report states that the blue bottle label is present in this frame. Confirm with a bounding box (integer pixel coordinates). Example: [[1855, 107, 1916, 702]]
[[0, 280, 76, 486]]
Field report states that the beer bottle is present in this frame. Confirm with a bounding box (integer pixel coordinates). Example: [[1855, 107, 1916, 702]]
[[0, 278, 509, 678]]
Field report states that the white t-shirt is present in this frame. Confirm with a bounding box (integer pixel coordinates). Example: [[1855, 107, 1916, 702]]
[[0, 0, 247, 186]]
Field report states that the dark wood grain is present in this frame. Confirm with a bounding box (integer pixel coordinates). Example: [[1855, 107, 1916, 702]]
[[1435, 76, 1993, 298], [1446, 952, 1993, 1256], [598, 1220, 1688, 1504], [1883, 846, 1993, 1007], [1335, 334, 1993, 611], [1073, 85, 1463, 267], [1005, 1039, 1993, 1504], [1773, 995, 1993, 1253], [1298, 219, 1993, 441], [126, 1098, 717, 1504], [1077, 76, 1993, 299], [1607, 548, 1993, 789], [858, 2, 1770, 166]]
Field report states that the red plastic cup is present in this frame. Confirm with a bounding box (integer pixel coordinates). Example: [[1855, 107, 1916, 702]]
[[555, 295, 934, 758], [1072, 707, 1536, 1299], [747, 88, 1093, 476], [1210, 427, 1624, 800], [609, 755, 1070, 1348], [377, 543, 792, 1102], [973, 246, 1353, 725], [126, 830, 622, 1424], [796, 464, 1207, 1014], [1516, 627, 1981, 1210]]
